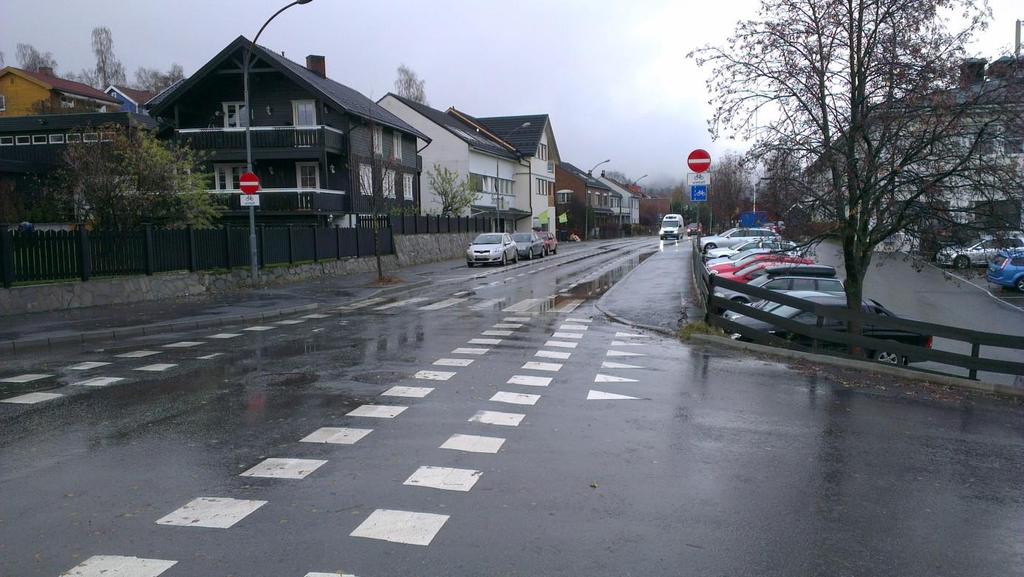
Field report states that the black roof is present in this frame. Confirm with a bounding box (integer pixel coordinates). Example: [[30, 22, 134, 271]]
[[472, 114, 549, 156], [559, 161, 611, 190], [385, 93, 515, 159], [147, 36, 429, 142], [0, 112, 157, 133]]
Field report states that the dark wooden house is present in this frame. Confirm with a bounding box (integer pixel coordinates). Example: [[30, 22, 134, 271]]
[[147, 36, 430, 225]]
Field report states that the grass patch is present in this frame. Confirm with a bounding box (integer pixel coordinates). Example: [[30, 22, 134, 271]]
[[678, 321, 721, 341]]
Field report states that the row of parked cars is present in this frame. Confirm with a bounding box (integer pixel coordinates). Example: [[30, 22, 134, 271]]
[[933, 231, 1024, 292], [700, 228, 932, 365], [466, 231, 558, 267]]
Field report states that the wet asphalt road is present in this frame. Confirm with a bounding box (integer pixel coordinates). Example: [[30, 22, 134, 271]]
[[2, 237, 1023, 577]]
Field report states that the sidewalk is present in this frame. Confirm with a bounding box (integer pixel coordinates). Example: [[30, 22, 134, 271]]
[[597, 240, 694, 335]]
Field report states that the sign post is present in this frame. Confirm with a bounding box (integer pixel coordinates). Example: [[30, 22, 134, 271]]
[[239, 172, 260, 281], [687, 149, 712, 232]]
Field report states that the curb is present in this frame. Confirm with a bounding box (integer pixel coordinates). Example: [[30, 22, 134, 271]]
[[1, 278, 433, 356], [594, 246, 679, 338], [687, 333, 1024, 398]]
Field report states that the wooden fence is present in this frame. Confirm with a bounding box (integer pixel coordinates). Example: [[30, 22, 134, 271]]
[[690, 238, 1024, 381], [0, 224, 395, 287]]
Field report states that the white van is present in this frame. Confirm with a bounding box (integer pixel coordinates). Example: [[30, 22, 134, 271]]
[[660, 214, 684, 240]]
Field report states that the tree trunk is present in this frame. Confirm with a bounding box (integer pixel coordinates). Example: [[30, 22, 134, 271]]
[[841, 229, 865, 357], [373, 226, 383, 281]]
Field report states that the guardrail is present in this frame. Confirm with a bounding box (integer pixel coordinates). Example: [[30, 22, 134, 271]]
[[690, 238, 1024, 380]]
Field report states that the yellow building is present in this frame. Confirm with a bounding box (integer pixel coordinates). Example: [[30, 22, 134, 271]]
[[0, 66, 118, 117]]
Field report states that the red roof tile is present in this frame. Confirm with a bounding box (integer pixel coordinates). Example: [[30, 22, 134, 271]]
[[10, 67, 118, 104]]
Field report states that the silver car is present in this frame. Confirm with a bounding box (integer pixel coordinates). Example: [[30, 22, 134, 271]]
[[715, 272, 844, 304], [705, 239, 797, 260], [700, 227, 778, 252], [936, 234, 1024, 268], [512, 232, 546, 259], [466, 233, 519, 267]]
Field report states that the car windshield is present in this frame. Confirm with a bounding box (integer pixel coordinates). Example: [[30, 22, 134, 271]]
[[512, 234, 533, 242], [473, 234, 504, 244]]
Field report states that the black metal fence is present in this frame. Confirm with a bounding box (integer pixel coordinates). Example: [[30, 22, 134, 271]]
[[690, 238, 1024, 381], [0, 224, 395, 287]]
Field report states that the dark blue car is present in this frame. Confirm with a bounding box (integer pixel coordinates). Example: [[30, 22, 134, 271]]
[[987, 249, 1024, 292]]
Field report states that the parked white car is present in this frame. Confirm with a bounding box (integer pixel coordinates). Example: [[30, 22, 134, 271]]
[[700, 228, 778, 253], [466, 233, 519, 267], [705, 239, 797, 260], [935, 233, 1024, 268]]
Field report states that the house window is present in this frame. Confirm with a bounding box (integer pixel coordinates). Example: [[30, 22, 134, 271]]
[[403, 173, 414, 201], [214, 164, 247, 190], [372, 126, 384, 156], [556, 191, 572, 204], [292, 100, 316, 127], [66, 133, 81, 143], [392, 131, 403, 161], [0, 94, 5, 112], [83, 133, 99, 143], [383, 169, 396, 198], [296, 162, 319, 189], [359, 163, 373, 195], [222, 102, 247, 128], [60, 95, 75, 108], [0, 136, 13, 146], [32, 134, 47, 144], [48, 134, 65, 144], [537, 143, 548, 161], [15, 135, 30, 145]]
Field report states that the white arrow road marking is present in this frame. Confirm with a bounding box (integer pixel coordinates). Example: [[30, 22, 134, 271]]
[[595, 374, 638, 383], [607, 350, 645, 357], [601, 361, 643, 369], [587, 390, 639, 400]]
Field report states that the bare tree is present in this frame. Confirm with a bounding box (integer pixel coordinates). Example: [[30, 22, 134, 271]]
[[356, 117, 407, 281], [89, 26, 126, 88], [134, 64, 185, 93], [15, 43, 57, 72], [692, 0, 1024, 328], [427, 163, 474, 215], [394, 64, 427, 104]]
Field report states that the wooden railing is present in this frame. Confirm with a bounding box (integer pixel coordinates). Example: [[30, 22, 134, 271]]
[[176, 126, 345, 152]]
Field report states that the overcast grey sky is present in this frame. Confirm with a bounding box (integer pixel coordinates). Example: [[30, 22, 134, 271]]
[[1, 0, 1020, 186]]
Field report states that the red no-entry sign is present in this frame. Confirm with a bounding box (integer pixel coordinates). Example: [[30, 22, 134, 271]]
[[687, 149, 711, 173], [239, 172, 260, 194]]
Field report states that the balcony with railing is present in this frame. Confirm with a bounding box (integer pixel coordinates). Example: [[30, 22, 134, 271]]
[[176, 126, 345, 157], [211, 189, 348, 213]]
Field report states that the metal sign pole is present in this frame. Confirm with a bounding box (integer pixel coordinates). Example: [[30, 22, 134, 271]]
[[243, 47, 258, 283]]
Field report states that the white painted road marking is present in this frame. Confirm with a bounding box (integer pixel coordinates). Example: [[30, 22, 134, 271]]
[[503, 316, 531, 322], [72, 376, 124, 387], [468, 338, 502, 345], [163, 341, 204, 348], [610, 341, 644, 346], [67, 362, 110, 371], [440, 433, 506, 453], [301, 313, 330, 319], [242, 326, 275, 332], [207, 333, 243, 339], [503, 298, 543, 312], [275, 319, 306, 325], [197, 353, 224, 360], [482, 330, 514, 337], [492, 323, 523, 329], [559, 324, 589, 331], [1, 392, 62, 404], [61, 555, 177, 577], [382, 386, 434, 398], [419, 298, 468, 310], [115, 350, 162, 358], [536, 350, 571, 360], [607, 350, 644, 357], [490, 391, 541, 405], [521, 362, 562, 372], [595, 374, 638, 383], [347, 405, 407, 419], [338, 297, 386, 311], [134, 363, 177, 372], [566, 317, 593, 323], [552, 332, 584, 339], [507, 375, 552, 387], [404, 466, 482, 492], [544, 340, 579, 349], [0, 373, 52, 383], [414, 370, 456, 381], [300, 427, 372, 445], [374, 297, 428, 310], [453, 347, 489, 355], [469, 410, 525, 427], [587, 390, 640, 400], [471, 298, 505, 310], [434, 358, 474, 367], [240, 458, 327, 479], [156, 497, 266, 529], [615, 332, 646, 338], [350, 509, 449, 546], [602, 361, 643, 369]]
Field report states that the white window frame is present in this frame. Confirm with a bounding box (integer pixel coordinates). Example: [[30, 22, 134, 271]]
[[291, 100, 316, 127], [32, 134, 47, 144], [15, 135, 30, 145], [66, 133, 81, 143], [537, 143, 547, 161], [0, 136, 13, 146], [556, 191, 572, 204], [392, 131, 403, 161], [359, 163, 373, 195], [213, 163, 247, 191], [373, 126, 383, 156], [83, 133, 99, 143], [60, 95, 75, 108], [222, 101, 247, 128], [296, 161, 320, 189], [383, 169, 396, 198], [48, 134, 65, 144], [403, 173, 414, 201]]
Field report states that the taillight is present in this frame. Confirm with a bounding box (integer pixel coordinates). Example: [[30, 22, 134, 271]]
[[925, 336, 933, 349]]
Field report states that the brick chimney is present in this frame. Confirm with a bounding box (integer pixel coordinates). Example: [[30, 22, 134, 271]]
[[959, 58, 987, 88], [38, 66, 54, 77], [305, 55, 326, 78]]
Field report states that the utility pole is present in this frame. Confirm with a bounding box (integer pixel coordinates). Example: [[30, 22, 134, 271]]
[[1017, 19, 1022, 58]]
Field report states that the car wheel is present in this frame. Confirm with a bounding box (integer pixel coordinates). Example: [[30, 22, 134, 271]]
[[704, 243, 717, 252], [874, 350, 900, 365], [1017, 277, 1024, 292], [467, 262, 475, 268], [954, 255, 970, 269], [501, 253, 507, 266]]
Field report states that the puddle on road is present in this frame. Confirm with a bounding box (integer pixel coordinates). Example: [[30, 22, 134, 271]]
[[538, 251, 655, 312]]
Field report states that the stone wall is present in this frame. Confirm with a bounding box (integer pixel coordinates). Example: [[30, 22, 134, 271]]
[[0, 231, 472, 315]]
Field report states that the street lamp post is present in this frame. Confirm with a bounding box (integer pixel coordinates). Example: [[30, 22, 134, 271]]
[[243, 0, 314, 283], [494, 121, 530, 232], [584, 159, 610, 241]]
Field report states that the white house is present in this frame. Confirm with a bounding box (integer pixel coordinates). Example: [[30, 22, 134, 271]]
[[378, 93, 528, 230], [598, 174, 641, 226]]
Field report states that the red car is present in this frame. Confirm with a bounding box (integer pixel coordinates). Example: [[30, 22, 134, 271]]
[[540, 231, 558, 255], [709, 253, 792, 275], [715, 257, 814, 283]]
